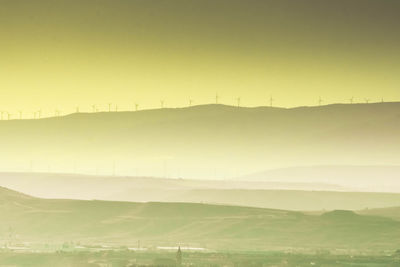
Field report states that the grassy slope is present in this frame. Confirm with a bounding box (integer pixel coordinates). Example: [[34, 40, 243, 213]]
[[164, 189, 400, 211], [2, 187, 400, 251], [358, 207, 400, 221]]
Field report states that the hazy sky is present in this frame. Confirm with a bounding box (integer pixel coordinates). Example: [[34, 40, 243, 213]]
[[1, 0, 399, 115]]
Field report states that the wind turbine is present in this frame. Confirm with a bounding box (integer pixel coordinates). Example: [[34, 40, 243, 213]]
[[236, 97, 241, 107], [189, 99, 194, 107], [135, 103, 139, 111], [112, 161, 116, 176], [108, 103, 112, 112], [215, 93, 219, 104], [269, 95, 274, 107], [318, 97, 323, 106], [364, 98, 370, 104], [349, 97, 354, 104], [92, 105, 96, 113]]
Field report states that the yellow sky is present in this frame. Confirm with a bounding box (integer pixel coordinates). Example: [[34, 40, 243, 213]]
[[1, 0, 399, 116]]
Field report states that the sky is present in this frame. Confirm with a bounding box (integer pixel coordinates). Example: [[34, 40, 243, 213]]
[[0, 0, 399, 116]]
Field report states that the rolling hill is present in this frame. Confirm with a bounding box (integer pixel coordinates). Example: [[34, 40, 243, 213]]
[[358, 206, 400, 221], [240, 165, 400, 192], [1, 103, 400, 178], [1, 186, 400, 251], [3, 172, 400, 211]]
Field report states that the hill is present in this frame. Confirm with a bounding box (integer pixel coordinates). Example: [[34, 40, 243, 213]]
[[1, 187, 400, 251], [240, 165, 400, 192], [358, 207, 400, 221], [0, 186, 32, 201], [3, 172, 400, 211], [1, 103, 400, 178]]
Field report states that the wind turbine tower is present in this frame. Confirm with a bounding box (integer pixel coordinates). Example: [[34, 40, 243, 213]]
[[108, 103, 112, 112], [269, 96, 274, 107], [236, 97, 241, 107], [365, 98, 370, 104], [215, 93, 219, 104], [135, 103, 139, 111], [318, 97, 323, 106]]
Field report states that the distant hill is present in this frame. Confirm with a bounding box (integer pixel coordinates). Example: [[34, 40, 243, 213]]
[[239, 165, 400, 192], [1, 187, 400, 251], [1, 103, 400, 178], [3, 172, 400, 211]]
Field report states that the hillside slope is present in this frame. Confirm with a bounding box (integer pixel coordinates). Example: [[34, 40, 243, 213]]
[[1, 187, 400, 251], [358, 207, 400, 221], [240, 165, 400, 192], [0, 103, 400, 178], [3, 172, 400, 211]]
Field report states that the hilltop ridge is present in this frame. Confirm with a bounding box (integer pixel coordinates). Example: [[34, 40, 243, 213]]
[[0, 102, 399, 178]]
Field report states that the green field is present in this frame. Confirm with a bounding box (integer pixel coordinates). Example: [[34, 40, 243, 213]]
[[1, 250, 400, 267], [2, 187, 400, 252]]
